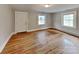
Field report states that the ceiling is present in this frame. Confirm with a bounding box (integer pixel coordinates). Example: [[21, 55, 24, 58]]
[[10, 4, 79, 13]]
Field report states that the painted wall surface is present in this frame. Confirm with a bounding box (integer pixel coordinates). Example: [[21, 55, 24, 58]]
[[28, 11, 52, 31], [51, 8, 79, 36], [0, 5, 14, 51]]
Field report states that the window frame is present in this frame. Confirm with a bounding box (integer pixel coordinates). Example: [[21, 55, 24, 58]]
[[38, 15, 46, 25], [61, 11, 77, 29]]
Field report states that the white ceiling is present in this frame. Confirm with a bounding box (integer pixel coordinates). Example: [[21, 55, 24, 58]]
[[10, 4, 79, 13]]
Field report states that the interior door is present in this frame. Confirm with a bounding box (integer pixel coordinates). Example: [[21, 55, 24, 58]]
[[15, 11, 28, 33]]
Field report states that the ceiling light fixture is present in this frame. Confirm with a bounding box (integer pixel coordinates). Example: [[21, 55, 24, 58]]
[[44, 4, 51, 8]]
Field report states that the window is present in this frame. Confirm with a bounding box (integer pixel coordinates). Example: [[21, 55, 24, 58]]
[[38, 16, 45, 25], [63, 14, 74, 27], [62, 11, 76, 28]]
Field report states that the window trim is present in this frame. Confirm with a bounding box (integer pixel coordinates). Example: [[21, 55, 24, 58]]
[[38, 15, 46, 25], [61, 11, 77, 29]]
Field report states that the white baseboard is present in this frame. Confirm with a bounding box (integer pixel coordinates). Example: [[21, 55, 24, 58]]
[[27, 27, 50, 32], [0, 32, 14, 53], [14, 31, 27, 34]]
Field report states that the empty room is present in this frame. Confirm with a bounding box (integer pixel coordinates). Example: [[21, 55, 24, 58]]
[[0, 4, 79, 54]]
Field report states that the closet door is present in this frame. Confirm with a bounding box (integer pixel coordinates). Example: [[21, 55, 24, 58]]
[[15, 11, 28, 33]]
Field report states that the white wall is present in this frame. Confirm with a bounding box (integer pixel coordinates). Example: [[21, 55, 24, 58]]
[[51, 8, 79, 36], [0, 5, 14, 52], [28, 11, 51, 31]]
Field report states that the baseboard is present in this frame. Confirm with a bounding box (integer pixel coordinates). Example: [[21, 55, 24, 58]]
[[14, 31, 27, 35], [27, 27, 50, 32], [0, 32, 14, 53]]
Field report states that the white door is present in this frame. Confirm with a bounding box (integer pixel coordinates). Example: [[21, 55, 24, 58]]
[[15, 11, 28, 33]]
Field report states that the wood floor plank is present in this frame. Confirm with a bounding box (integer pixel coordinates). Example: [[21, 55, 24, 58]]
[[1, 29, 79, 54]]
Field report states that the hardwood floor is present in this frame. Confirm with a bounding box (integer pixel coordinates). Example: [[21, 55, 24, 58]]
[[1, 29, 79, 54]]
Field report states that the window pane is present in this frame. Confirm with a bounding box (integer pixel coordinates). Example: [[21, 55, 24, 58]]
[[38, 16, 45, 25], [63, 14, 74, 27]]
